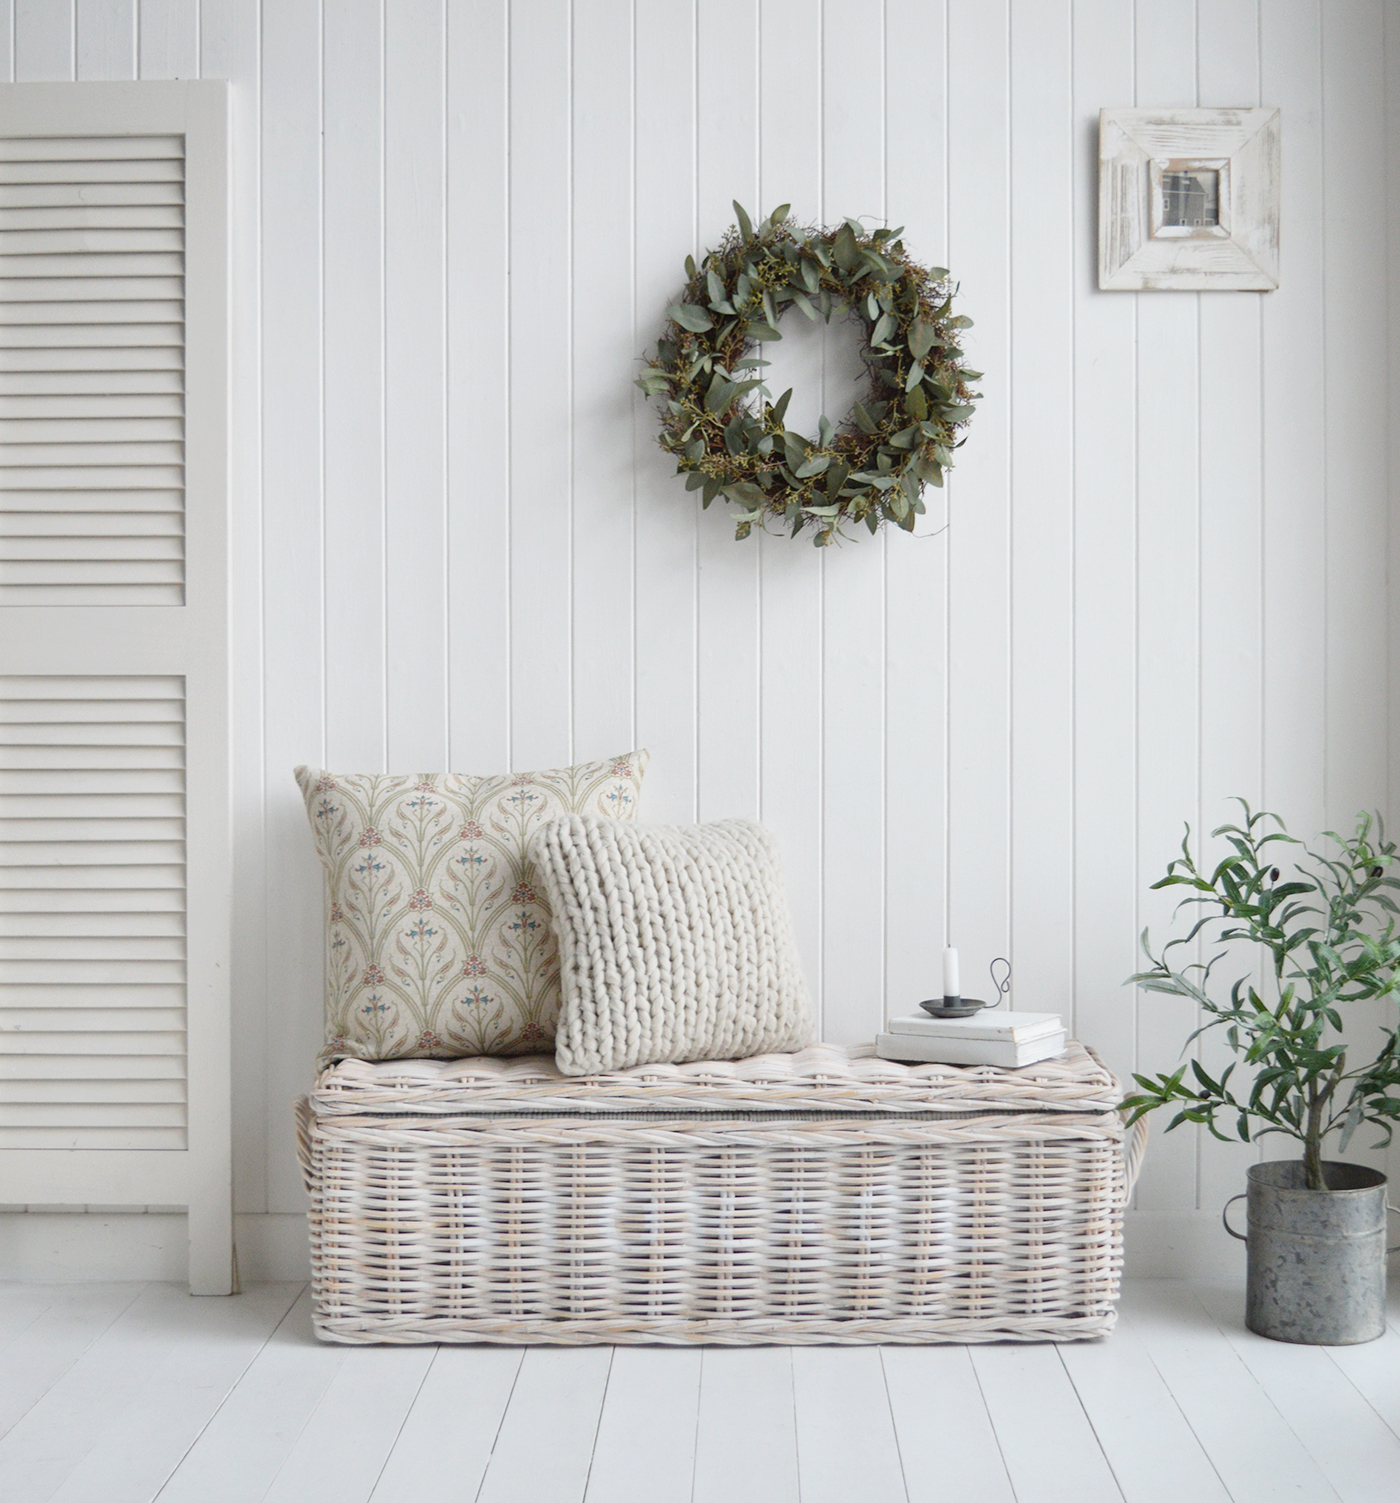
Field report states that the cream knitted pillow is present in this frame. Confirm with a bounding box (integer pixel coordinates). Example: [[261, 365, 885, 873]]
[[532, 815, 814, 1075]]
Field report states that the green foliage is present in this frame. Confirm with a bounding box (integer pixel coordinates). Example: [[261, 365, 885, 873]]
[[634, 203, 980, 546], [1123, 803, 1400, 1191]]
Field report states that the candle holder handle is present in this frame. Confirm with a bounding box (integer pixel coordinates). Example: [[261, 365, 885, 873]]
[[989, 957, 1011, 1010]]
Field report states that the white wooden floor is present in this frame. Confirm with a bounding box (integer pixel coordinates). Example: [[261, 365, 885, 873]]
[[3, 1279, 1400, 1502]]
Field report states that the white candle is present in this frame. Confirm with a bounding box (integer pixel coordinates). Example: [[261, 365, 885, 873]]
[[942, 946, 960, 999]]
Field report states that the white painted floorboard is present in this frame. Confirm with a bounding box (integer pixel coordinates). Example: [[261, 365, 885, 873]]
[[1192, 1283, 1400, 1503], [475, 1347, 612, 1503], [791, 1346, 905, 1503], [0, 1283, 145, 1442], [1119, 1282, 1343, 1503], [692, 1348, 799, 1503], [970, 1342, 1123, 1503], [882, 1345, 1016, 1502], [585, 1347, 701, 1503], [1, 1279, 1398, 1503], [366, 1345, 523, 1503]]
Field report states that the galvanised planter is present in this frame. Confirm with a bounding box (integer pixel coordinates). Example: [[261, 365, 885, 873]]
[[1224, 1160, 1393, 1345]]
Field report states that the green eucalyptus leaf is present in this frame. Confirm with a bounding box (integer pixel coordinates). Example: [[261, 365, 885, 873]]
[[733, 201, 755, 241], [833, 223, 861, 273], [705, 376, 739, 413], [908, 317, 936, 360], [791, 290, 820, 322], [669, 303, 714, 333]]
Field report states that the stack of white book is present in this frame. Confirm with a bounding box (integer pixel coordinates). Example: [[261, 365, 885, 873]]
[[876, 1010, 1067, 1068]]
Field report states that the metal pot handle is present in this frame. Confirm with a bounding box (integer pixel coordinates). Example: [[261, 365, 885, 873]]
[[1222, 1192, 1248, 1242], [1388, 1200, 1400, 1256]]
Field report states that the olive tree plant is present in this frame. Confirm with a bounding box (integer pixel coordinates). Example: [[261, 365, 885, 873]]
[[1123, 804, 1400, 1191]]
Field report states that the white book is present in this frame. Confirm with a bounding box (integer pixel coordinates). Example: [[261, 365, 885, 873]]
[[886, 1010, 1062, 1042], [875, 1029, 1068, 1069]]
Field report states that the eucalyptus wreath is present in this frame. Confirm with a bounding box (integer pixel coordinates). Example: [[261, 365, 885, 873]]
[[635, 202, 980, 545]]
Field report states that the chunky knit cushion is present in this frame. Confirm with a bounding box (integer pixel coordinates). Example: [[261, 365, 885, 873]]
[[295, 753, 648, 1065], [532, 815, 814, 1076]]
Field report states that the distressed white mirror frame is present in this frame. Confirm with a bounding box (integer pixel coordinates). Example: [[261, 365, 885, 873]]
[[1098, 107, 1280, 290]]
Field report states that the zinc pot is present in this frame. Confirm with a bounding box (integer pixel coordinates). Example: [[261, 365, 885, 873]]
[[1223, 1160, 1391, 1345]]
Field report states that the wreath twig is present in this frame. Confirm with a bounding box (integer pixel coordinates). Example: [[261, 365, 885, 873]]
[[636, 202, 980, 545]]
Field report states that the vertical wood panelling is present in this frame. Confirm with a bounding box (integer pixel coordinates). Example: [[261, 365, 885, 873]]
[[1195, 0, 1265, 1212], [139, 0, 196, 78], [1323, 3, 1389, 824], [1260, 13, 1325, 835], [1071, 0, 1137, 1090], [0, 3, 15, 81], [883, 0, 948, 1021], [819, 0, 886, 1043], [945, 0, 1011, 1019], [75, 0, 133, 78], [1008, 0, 1074, 1023], [1321, 0, 1391, 1177], [446, 0, 509, 774], [694, 0, 759, 827], [1131, 0, 1200, 1214], [1387, 0, 1400, 1193], [15, 0, 73, 80], [384, 0, 447, 771], [259, 0, 324, 1213], [632, 0, 697, 825], [199, 0, 265, 1220], [508, 0, 572, 772], [757, 0, 823, 1011], [29, 0, 1396, 1257], [570, 0, 634, 763], [1258, 0, 1327, 1171], [1259, 0, 1326, 1176], [323, 0, 386, 772]]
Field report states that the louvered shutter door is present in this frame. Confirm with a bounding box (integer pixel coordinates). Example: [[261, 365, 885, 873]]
[[0, 84, 231, 1295]]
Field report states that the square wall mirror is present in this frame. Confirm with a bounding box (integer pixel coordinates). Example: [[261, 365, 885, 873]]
[[1099, 107, 1279, 290]]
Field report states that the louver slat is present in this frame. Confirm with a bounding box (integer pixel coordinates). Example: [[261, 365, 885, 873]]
[[0, 135, 184, 605], [0, 675, 186, 1149]]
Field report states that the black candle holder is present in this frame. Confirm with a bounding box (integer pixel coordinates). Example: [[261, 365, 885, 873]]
[[917, 959, 1011, 1020], [918, 996, 989, 1019]]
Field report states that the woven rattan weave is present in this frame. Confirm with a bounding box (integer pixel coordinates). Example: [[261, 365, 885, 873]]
[[297, 1042, 1145, 1345]]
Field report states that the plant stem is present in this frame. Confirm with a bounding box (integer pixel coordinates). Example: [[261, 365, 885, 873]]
[[1304, 1088, 1327, 1190]]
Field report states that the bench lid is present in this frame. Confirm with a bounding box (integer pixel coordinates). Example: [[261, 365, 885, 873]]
[[310, 1040, 1123, 1116]]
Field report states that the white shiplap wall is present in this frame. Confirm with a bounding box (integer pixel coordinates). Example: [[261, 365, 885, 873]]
[[6, 0, 1399, 1276]]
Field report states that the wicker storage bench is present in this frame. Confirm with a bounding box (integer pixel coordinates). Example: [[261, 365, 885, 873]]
[[296, 1040, 1146, 1345]]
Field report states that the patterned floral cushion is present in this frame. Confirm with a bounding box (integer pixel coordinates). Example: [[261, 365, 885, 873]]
[[294, 752, 648, 1064]]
